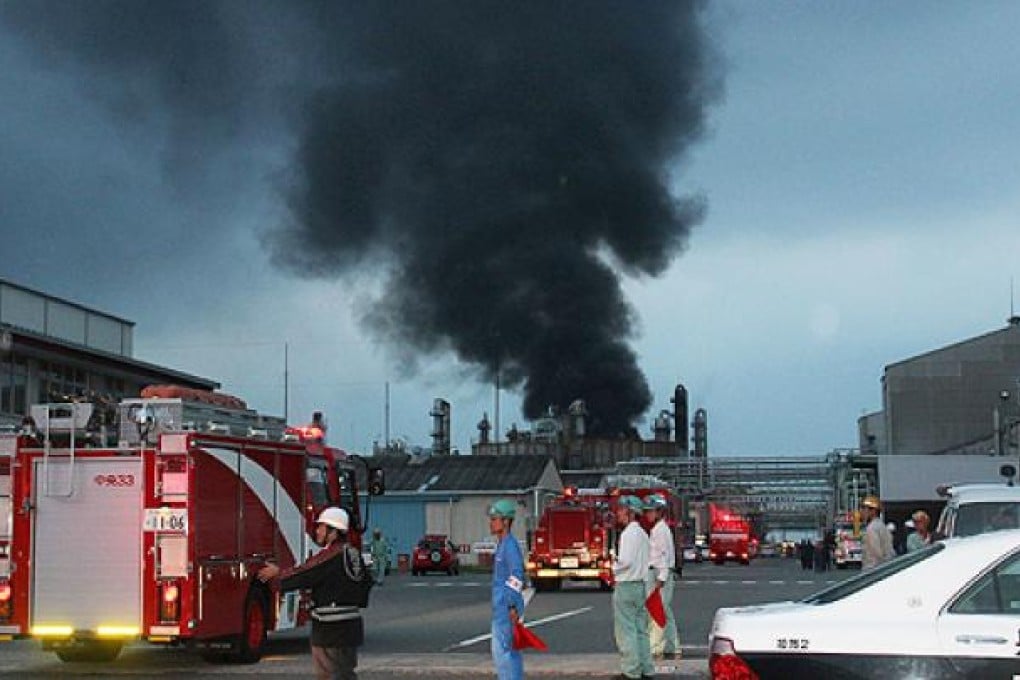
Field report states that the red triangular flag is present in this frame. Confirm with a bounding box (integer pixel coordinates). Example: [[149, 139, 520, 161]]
[[512, 619, 549, 651], [646, 587, 667, 628]]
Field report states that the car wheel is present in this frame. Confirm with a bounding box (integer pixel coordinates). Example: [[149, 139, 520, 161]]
[[229, 588, 268, 664]]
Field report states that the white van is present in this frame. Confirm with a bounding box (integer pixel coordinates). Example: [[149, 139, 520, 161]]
[[935, 482, 1020, 538]]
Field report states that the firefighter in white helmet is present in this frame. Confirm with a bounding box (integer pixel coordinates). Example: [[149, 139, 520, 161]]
[[259, 507, 371, 680]]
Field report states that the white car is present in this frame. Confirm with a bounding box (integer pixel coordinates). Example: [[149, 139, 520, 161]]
[[936, 482, 1020, 538], [709, 530, 1020, 679]]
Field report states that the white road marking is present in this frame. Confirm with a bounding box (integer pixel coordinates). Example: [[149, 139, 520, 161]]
[[443, 606, 594, 651], [796, 580, 814, 584], [741, 580, 756, 584], [769, 580, 785, 584]]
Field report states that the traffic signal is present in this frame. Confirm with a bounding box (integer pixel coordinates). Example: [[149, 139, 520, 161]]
[[368, 467, 385, 496]]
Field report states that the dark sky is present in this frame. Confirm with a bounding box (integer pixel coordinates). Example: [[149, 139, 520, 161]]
[[0, 1, 721, 436]]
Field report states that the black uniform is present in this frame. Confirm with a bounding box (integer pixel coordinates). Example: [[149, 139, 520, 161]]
[[279, 541, 369, 648]]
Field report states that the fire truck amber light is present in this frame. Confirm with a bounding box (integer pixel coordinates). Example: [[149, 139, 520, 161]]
[[31, 625, 74, 637], [163, 584, 179, 602], [0, 582, 11, 601], [97, 625, 140, 638]]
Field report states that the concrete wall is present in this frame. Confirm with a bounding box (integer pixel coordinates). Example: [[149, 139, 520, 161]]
[[878, 454, 1015, 502], [883, 323, 1020, 455]]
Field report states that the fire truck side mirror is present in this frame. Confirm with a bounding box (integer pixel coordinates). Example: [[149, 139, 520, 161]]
[[368, 467, 385, 496]]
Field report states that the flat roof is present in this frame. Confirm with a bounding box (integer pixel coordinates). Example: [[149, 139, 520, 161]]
[[0, 277, 134, 326]]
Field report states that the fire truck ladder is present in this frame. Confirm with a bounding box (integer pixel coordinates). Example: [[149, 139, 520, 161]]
[[35, 402, 93, 498]]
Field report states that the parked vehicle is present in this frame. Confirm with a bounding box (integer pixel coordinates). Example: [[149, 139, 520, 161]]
[[709, 506, 752, 566], [412, 534, 460, 575], [710, 530, 1020, 679], [935, 482, 1020, 538], [832, 516, 862, 569], [0, 390, 382, 664], [527, 484, 686, 591]]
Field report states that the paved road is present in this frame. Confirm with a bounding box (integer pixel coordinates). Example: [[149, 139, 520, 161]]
[[0, 558, 854, 678]]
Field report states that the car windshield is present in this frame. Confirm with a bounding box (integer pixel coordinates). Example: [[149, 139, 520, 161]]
[[954, 502, 1020, 537], [802, 543, 944, 605], [419, 539, 446, 550]]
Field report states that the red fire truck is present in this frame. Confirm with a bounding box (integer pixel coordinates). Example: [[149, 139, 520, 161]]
[[526, 484, 685, 592], [708, 504, 753, 566], [0, 388, 381, 663]]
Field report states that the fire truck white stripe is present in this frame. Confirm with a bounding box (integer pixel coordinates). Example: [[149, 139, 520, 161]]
[[205, 448, 305, 563]]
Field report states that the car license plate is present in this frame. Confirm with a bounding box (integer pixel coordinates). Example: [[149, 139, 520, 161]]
[[143, 508, 188, 533], [560, 557, 579, 568]]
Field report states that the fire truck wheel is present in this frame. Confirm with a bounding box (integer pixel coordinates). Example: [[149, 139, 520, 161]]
[[599, 579, 613, 592], [54, 640, 123, 663], [533, 577, 561, 592], [234, 588, 268, 663]]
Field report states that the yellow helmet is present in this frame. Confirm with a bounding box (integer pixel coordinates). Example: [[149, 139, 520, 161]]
[[861, 495, 881, 511]]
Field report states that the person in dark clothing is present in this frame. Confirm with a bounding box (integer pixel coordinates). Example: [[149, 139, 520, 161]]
[[812, 539, 827, 572], [798, 539, 812, 570], [259, 507, 370, 680], [823, 530, 836, 569]]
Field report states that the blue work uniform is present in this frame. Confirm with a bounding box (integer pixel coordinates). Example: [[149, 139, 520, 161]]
[[491, 533, 526, 680]]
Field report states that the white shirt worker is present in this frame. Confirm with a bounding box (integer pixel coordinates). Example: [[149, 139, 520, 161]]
[[648, 519, 675, 582], [614, 521, 651, 582]]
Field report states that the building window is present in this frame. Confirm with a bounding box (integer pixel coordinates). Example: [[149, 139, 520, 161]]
[[1, 356, 27, 416]]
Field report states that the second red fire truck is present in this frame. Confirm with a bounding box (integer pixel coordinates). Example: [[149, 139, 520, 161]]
[[526, 485, 685, 591], [0, 387, 381, 663], [708, 504, 753, 566]]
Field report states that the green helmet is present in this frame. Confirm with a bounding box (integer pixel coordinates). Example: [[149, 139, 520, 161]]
[[488, 499, 517, 519], [618, 495, 644, 513], [644, 493, 668, 510]]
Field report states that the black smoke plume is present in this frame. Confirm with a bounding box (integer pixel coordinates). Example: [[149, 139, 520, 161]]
[[271, 3, 720, 435], [1, 1, 721, 435]]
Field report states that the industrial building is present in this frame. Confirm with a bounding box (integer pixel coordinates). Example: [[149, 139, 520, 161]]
[[857, 317, 1020, 525], [471, 385, 708, 469], [359, 454, 562, 565], [0, 278, 216, 430]]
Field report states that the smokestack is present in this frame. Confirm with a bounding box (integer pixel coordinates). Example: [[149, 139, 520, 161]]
[[430, 398, 451, 456], [672, 384, 689, 454], [693, 408, 708, 458]]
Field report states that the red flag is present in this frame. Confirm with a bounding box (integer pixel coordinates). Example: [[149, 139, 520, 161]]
[[512, 619, 548, 651], [646, 587, 667, 628]]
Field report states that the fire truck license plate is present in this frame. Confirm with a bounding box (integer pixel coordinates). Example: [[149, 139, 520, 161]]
[[143, 508, 188, 533], [560, 557, 578, 568]]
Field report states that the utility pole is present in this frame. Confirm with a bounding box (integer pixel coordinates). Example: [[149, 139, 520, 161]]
[[384, 381, 390, 451], [283, 342, 289, 423], [494, 368, 501, 445]]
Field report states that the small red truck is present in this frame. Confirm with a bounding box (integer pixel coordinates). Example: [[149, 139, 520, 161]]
[[708, 505, 752, 566]]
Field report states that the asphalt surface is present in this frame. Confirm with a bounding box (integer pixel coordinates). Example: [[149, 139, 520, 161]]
[[0, 558, 854, 678]]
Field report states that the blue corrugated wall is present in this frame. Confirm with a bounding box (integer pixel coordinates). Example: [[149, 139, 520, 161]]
[[359, 496, 428, 558]]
